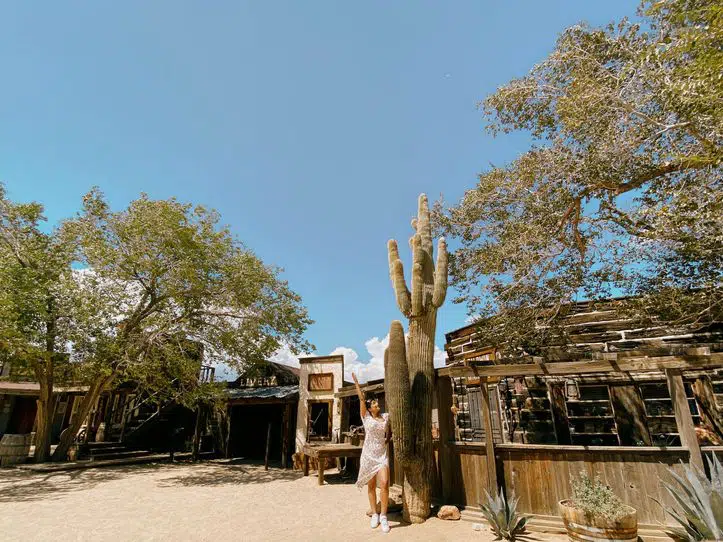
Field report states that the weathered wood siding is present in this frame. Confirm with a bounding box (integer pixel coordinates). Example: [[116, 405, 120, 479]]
[[438, 442, 723, 526], [445, 298, 723, 363]]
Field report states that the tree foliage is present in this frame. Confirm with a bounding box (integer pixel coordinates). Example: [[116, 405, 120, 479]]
[[434, 0, 722, 353], [0, 185, 313, 460], [64, 188, 313, 377]]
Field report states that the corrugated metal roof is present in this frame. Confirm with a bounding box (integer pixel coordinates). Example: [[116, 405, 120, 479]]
[[225, 384, 298, 400]]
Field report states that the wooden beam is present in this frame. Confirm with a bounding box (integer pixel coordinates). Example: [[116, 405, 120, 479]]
[[335, 383, 385, 398], [666, 369, 704, 471], [281, 403, 291, 468], [264, 422, 271, 471], [437, 352, 723, 378], [479, 377, 498, 493]]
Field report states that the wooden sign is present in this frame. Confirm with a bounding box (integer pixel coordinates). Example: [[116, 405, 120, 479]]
[[308, 373, 334, 392]]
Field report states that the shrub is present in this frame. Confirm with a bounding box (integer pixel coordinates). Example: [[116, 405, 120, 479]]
[[479, 488, 528, 541], [657, 454, 723, 541], [570, 473, 627, 521]]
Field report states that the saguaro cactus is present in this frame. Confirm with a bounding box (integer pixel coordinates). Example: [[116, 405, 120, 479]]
[[384, 193, 447, 523]]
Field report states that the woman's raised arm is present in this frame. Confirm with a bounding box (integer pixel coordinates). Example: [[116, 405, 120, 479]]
[[352, 372, 367, 419]]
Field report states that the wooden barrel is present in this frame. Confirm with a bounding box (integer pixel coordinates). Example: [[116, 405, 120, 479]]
[[0, 434, 32, 467], [559, 500, 637, 542]]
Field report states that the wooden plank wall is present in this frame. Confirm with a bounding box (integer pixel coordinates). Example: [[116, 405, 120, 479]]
[[445, 298, 723, 364], [438, 444, 723, 525]]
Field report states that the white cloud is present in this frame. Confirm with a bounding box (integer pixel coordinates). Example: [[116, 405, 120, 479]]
[[334, 334, 447, 383], [210, 343, 311, 382], [269, 343, 306, 368]]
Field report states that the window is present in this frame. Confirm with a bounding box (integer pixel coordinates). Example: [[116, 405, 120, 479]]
[[308, 373, 334, 392], [308, 400, 332, 440]]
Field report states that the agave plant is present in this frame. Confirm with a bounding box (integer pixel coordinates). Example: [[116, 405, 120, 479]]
[[658, 453, 723, 541], [479, 487, 529, 540]]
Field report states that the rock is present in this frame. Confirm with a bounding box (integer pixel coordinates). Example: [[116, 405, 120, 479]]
[[437, 505, 461, 521]]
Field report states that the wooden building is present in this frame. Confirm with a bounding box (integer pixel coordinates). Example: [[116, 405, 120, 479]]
[[444, 297, 723, 448], [328, 296, 723, 537], [0, 381, 89, 443], [224, 361, 300, 468], [435, 296, 723, 534]]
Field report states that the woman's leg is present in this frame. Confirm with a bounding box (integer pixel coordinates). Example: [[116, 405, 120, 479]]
[[367, 476, 378, 515], [377, 467, 391, 533], [378, 466, 390, 516]]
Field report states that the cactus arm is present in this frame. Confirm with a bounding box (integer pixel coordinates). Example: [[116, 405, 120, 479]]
[[432, 237, 448, 308], [417, 194, 433, 255], [388, 239, 412, 317], [384, 320, 413, 464], [411, 235, 424, 315]]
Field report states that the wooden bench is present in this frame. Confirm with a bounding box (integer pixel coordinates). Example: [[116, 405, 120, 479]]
[[302, 443, 362, 485]]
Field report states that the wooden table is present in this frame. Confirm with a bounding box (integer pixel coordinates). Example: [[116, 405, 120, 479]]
[[302, 443, 362, 485]]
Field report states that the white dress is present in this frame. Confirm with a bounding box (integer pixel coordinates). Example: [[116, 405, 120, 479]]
[[356, 412, 390, 488]]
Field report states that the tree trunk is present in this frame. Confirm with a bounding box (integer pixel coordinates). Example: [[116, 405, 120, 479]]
[[32, 352, 55, 463], [52, 378, 107, 461], [693, 376, 723, 438], [33, 390, 56, 463]]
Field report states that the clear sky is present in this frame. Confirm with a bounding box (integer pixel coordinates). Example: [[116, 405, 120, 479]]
[[0, 1, 638, 381]]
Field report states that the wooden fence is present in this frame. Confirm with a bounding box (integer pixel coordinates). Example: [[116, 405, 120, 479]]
[[431, 366, 723, 528], [434, 441, 723, 525]]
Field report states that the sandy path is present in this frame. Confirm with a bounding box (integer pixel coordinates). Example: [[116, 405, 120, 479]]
[[0, 460, 564, 542]]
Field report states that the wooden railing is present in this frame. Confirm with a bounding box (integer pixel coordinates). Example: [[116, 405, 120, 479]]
[[199, 365, 215, 384], [118, 379, 179, 441]]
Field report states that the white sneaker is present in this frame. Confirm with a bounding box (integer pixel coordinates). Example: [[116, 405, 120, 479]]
[[370, 513, 380, 529], [380, 515, 390, 533]]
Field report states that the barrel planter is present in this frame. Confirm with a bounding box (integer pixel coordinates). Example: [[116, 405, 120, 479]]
[[0, 434, 32, 467], [559, 500, 637, 542]]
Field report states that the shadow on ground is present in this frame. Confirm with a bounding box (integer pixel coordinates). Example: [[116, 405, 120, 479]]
[[0, 463, 165, 503], [317, 470, 358, 485], [155, 460, 304, 488]]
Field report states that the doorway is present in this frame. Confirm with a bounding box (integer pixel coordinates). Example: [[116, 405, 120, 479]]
[[7, 396, 37, 434]]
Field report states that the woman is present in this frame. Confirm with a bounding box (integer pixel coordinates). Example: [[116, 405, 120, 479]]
[[352, 372, 392, 533]]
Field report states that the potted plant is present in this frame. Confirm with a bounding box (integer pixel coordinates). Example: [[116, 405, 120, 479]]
[[559, 473, 637, 542]]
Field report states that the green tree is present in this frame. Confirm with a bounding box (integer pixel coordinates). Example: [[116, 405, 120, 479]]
[[435, 0, 722, 353], [0, 184, 82, 461], [0, 185, 313, 461]]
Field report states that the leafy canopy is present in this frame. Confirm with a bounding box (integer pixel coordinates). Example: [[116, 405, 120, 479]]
[[435, 0, 722, 353], [63, 187, 314, 378], [0, 184, 313, 388]]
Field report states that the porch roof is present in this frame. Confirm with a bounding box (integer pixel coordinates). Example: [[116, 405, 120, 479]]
[[224, 384, 298, 402], [0, 381, 90, 396]]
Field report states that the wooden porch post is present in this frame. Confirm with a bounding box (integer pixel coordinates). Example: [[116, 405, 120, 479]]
[[666, 369, 704, 471], [224, 406, 232, 459], [281, 402, 291, 468], [479, 376, 499, 493], [264, 422, 271, 471]]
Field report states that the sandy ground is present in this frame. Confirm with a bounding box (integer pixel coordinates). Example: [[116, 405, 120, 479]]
[[0, 460, 565, 542]]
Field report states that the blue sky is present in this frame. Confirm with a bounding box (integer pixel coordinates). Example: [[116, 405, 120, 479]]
[[0, 1, 637, 381]]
